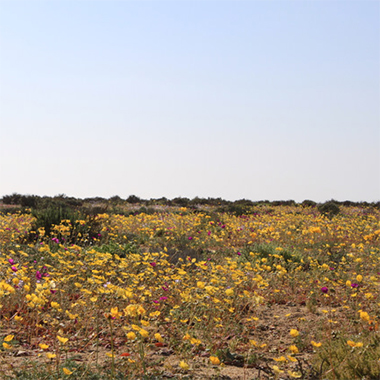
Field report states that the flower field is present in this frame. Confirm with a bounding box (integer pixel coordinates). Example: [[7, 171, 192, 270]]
[[0, 203, 379, 379]]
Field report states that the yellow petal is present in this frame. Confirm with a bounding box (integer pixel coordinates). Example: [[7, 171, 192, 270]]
[[4, 335, 14, 342], [290, 329, 299, 337], [63, 368, 73, 375], [57, 336, 69, 344], [210, 356, 220, 365], [179, 360, 189, 370]]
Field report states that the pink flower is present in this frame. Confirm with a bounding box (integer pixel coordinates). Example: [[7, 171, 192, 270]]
[[150, 262, 157, 267], [11, 266, 18, 272], [8, 258, 15, 265], [36, 271, 42, 280]]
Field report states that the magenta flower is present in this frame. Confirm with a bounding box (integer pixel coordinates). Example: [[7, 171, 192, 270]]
[[188, 236, 193, 240], [237, 251, 241, 256], [8, 258, 15, 265], [159, 296, 168, 301], [36, 271, 42, 280], [11, 266, 18, 272], [351, 283, 359, 288], [321, 287, 328, 294], [150, 262, 157, 267]]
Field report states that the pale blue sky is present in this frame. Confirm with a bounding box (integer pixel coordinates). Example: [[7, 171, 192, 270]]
[[0, 0, 379, 202]]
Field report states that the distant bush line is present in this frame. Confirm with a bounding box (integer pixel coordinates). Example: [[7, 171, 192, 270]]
[[1, 193, 379, 216]]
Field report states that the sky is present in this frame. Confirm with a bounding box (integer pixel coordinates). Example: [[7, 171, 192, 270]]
[[0, 0, 379, 203]]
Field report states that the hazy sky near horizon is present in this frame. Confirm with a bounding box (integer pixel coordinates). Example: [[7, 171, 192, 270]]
[[0, 0, 379, 202]]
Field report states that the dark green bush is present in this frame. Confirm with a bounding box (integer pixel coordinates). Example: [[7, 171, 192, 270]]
[[318, 201, 340, 218], [31, 202, 82, 237], [301, 199, 317, 207]]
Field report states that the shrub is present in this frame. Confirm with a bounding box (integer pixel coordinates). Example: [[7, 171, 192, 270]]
[[302, 199, 317, 207], [318, 201, 340, 218]]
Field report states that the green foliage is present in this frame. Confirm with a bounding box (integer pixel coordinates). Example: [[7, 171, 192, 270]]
[[314, 334, 380, 380], [126, 194, 142, 204], [302, 199, 317, 207], [29, 201, 106, 245], [216, 203, 253, 216], [2, 193, 40, 208], [95, 241, 139, 258], [318, 201, 341, 218], [241, 242, 302, 270], [31, 202, 81, 237]]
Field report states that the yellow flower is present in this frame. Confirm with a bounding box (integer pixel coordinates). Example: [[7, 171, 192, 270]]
[[347, 340, 363, 348], [183, 333, 191, 341], [2, 342, 12, 349], [197, 281, 205, 289], [39, 343, 49, 350], [210, 356, 220, 365], [272, 365, 284, 374], [190, 337, 202, 345], [46, 352, 56, 359], [126, 332, 136, 340], [179, 360, 189, 370], [290, 329, 299, 337], [154, 333, 164, 343], [311, 341, 322, 347], [288, 370, 302, 378], [360, 311, 370, 322], [273, 356, 287, 362], [141, 320, 150, 327], [139, 329, 149, 338], [225, 288, 234, 296], [57, 336, 69, 344], [289, 345, 299, 354], [4, 335, 14, 342], [14, 316, 23, 321], [110, 307, 122, 319], [62, 368, 73, 375], [356, 274, 363, 282], [51, 301, 60, 309]]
